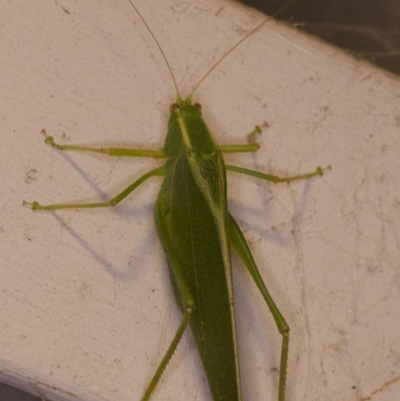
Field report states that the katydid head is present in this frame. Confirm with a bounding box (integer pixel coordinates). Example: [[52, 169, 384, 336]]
[[170, 95, 201, 109], [164, 100, 215, 158], [169, 97, 201, 114], [168, 99, 204, 135]]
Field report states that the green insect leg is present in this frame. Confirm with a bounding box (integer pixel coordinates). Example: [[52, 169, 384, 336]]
[[229, 214, 288, 401], [23, 166, 164, 211], [41, 129, 166, 159], [140, 196, 195, 401], [226, 164, 330, 183]]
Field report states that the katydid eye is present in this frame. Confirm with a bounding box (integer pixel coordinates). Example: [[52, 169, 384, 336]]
[[170, 103, 179, 112], [194, 103, 202, 109]]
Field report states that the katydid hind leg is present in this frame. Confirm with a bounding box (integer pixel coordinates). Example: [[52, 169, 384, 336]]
[[141, 196, 196, 401], [229, 214, 288, 401], [139, 305, 193, 401]]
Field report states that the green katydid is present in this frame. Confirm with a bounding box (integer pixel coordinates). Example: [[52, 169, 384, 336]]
[[24, 0, 330, 400]]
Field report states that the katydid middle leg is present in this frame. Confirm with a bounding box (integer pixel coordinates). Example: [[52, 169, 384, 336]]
[[23, 166, 164, 211]]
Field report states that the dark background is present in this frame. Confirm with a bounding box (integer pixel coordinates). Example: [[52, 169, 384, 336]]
[[240, 0, 400, 75], [3, 0, 399, 400]]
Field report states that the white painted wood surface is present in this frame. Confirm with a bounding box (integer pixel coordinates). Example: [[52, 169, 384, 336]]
[[1, 0, 399, 400]]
